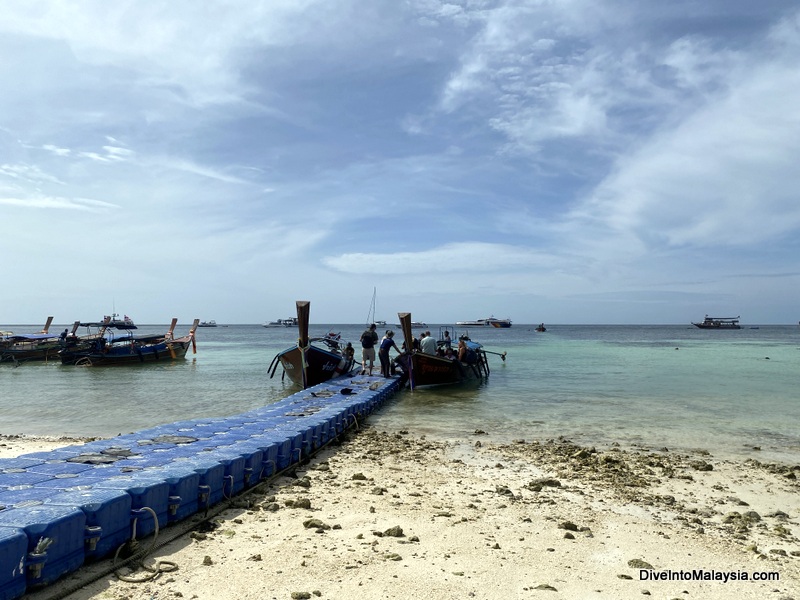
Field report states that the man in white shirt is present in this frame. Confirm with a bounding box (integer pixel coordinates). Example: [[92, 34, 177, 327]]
[[419, 330, 437, 355]]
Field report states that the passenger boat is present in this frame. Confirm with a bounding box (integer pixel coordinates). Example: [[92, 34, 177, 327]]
[[263, 318, 298, 328], [198, 320, 217, 327], [535, 323, 546, 332], [488, 318, 512, 328], [106, 313, 137, 329], [393, 313, 505, 389], [0, 317, 61, 363], [392, 321, 427, 328], [455, 316, 512, 328], [268, 301, 357, 388], [691, 315, 741, 329], [59, 318, 199, 366]]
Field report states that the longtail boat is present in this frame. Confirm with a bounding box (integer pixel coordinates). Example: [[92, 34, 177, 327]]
[[268, 301, 357, 388], [0, 317, 61, 363], [393, 312, 505, 389], [59, 319, 199, 366]]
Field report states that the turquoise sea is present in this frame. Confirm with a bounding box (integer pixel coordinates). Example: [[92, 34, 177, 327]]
[[1, 323, 799, 464]]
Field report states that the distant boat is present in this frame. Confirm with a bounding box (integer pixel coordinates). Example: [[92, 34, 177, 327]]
[[198, 320, 217, 327], [263, 318, 298, 328], [691, 315, 741, 330], [59, 319, 199, 366], [268, 301, 357, 388], [365, 287, 388, 328], [535, 323, 546, 332], [456, 316, 512, 328], [393, 321, 427, 328], [103, 313, 138, 329]]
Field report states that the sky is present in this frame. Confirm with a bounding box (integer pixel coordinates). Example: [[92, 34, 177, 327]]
[[3, 1, 800, 325]]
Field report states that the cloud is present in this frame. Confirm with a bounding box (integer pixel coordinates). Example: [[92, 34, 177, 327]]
[[42, 144, 71, 156], [0, 194, 118, 211], [322, 242, 558, 275], [575, 16, 800, 250], [0, 163, 64, 185]]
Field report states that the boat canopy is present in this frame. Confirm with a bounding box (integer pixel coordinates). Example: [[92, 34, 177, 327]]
[[7, 333, 60, 341], [106, 333, 166, 344]]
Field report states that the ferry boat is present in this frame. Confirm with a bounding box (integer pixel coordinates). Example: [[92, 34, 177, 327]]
[[691, 315, 741, 329], [263, 318, 298, 328], [455, 316, 512, 328], [97, 313, 137, 329], [198, 320, 217, 327]]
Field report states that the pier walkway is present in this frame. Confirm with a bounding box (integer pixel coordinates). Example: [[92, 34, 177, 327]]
[[0, 374, 401, 600]]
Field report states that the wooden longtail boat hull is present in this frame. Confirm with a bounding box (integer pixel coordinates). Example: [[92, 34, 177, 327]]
[[395, 312, 490, 389], [59, 319, 199, 366], [276, 345, 354, 388], [394, 351, 487, 388], [269, 301, 356, 388], [0, 342, 61, 363], [59, 337, 193, 366], [0, 317, 59, 363]]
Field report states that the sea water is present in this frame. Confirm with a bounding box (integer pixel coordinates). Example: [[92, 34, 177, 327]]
[[1, 323, 798, 464]]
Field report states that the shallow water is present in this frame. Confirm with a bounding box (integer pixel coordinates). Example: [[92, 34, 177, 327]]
[[2, 323, 799, 463]]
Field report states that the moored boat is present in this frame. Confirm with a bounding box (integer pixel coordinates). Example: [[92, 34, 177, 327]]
[[59, 319, 199, 366], [0, 317, 60, 363], [268, 301, 357, 388], [393, 313, 505, 389], [691, 315, 741, 329]]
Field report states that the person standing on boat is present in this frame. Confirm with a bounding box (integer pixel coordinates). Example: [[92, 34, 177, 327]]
[[378, 330, 401, 377], [420, 330, 437, 355], [360, 323, 379, 375], [442, 330, 452, 349]]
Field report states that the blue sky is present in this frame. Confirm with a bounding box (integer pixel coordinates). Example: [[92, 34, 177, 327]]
[[3, 1, 800, 325]]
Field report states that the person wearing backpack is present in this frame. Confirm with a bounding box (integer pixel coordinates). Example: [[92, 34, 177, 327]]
[[360, 323, 379, 375]]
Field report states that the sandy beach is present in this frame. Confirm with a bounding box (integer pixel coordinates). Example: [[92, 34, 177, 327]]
[[2, 429, 799, 600]]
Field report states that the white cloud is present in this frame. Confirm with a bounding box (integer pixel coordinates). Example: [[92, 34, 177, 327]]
[[576, 28, 800, 250], [42, 144, 71, 156], [323, 242, 559, 275], [0, 194, 118, 211]]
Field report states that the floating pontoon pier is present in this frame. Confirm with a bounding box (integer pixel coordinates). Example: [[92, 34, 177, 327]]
[[0, 374, 401, 600]]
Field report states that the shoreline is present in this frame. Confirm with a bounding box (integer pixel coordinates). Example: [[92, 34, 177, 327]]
[[2, 430, 799, 599]]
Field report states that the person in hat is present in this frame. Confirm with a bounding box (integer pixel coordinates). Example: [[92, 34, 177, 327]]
[[378, 330, 401, 377]]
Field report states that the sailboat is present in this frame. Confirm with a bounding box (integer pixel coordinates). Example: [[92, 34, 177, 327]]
[[365, 287, 386, 326]]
